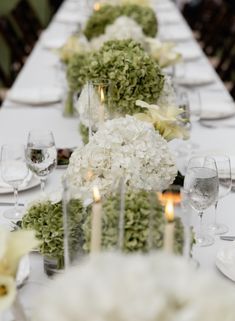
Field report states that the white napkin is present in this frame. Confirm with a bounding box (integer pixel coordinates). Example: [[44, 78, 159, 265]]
[[201, 100, 235, 120], [216, 244, 235, 282], [7, 87, 63, 106], [159, 26, 192, 42], [158, 12, 181, 24], [175, 72, 214, 87], [41, 37, 66, 50], [56, 12, 80, 24], [0, 171, 33, 191], [176, 45, 201, 61]]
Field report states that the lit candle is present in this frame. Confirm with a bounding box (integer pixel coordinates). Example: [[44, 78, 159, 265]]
[[99, 87, 105, 125], [163, 199, 175, 253], [93, 2, 101, 11], [90, 186, 103, 253]]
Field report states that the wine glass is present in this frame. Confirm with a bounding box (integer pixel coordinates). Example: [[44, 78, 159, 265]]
[[184, 156, 219, 247], [206, 155, 232, 235], [1, 144, 29, 219], [25, 130, 57, 193]]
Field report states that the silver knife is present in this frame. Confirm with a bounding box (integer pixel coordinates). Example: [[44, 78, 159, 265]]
[[220, 236, 235, 241], [0, 202, 24, 207]]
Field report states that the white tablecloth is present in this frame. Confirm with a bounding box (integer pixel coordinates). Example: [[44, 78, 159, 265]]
[[1, 0, 235, 298]]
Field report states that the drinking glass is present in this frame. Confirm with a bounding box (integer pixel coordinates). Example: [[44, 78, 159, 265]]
[[25, 130, 57, 193], [206, 155, 232, 235], [184, 156, 219, 246], [1, 144, 29, 219]]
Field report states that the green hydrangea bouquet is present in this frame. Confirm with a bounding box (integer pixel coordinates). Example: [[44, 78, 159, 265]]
[[67, 39, 165, 116], [84, 4, 158, 40]]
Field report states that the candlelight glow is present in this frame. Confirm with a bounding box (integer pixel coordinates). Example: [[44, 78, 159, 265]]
[[158, 191, 181, 205], [94, 2, 101, 11], [100, 88, 105, 103], [165, 199, 174, 222], [86, 170, 93, 181], [93, 186, 101, 202]]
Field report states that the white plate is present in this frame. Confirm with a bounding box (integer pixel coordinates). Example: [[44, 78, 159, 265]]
[[41, 37, 66, 50], [216, 244, 235, 282], [160, 27, 192, 43], [201, 101, 235, 120], [175, 74, 214, 87], [176, 46, 202, 62], [7, 87, 63, 106], [0, 174, 40, 194], [56, 12, 80, 24]]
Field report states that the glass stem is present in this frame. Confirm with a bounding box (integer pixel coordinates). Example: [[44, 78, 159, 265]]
[[214, 200, 219, 226], [40, 178, 46, 193], [198, 211, 204, 240], [14, 187, 19, 211]]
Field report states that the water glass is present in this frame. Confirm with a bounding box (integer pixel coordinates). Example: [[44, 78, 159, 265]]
[[1, 144, 29, 219], [206, 155, 232, 234], [184, 156, 219, 246], [25, 130, 57, 193]]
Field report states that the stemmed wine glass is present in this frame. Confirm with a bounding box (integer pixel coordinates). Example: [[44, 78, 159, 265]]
[[25, 130, 57, 194], [1, 144, 29, 219], [206, 155, 232, 235], [184, 156, 219, 247], [175, 88, 201, 155]]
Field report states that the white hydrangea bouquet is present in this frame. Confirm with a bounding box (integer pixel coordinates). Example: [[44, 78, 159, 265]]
[[66, 116, 176, 198], [32, 252, 235, 321]]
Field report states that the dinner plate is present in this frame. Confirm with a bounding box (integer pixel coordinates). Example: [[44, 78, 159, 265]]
[[201, 101, 235, 120], [56, 12, 80, 24], [7, 87, 63, 106], [175, 74, 214, 87], [0, 173, 40, 194], [216, 244, 235, 282]]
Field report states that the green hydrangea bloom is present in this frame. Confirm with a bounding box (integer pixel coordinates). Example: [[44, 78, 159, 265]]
[[83, 190, 184, 254], [67, 39, 164, 115], [21, 199, 84, 267], [84, 4, 158, 40]]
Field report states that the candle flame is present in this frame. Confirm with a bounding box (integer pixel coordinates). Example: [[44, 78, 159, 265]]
[[165, 199, 174, 222], [158, 191, 181, 205], [93, 186, 101, 202], [100, 88, 105, 103], [94, 2, 101, 11]]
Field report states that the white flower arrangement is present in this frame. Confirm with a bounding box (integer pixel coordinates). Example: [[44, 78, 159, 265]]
[[66, 116, 176, 198], [0, 228, 39, 312], [90, 16, 147, 51], [32, 252, 235, 321]]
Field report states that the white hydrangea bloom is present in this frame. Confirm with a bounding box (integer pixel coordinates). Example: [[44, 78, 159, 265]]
[[66, 116, 176, 198], [90, 16, 147, 51], [33, 252, 235, 321]]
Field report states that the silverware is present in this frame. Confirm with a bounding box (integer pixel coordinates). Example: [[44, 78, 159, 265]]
[[0, 202, 24, 207], [220, 236, 235, 241]]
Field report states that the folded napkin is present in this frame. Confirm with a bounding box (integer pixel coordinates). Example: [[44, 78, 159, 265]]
[[175, 73, 214, 87], [200, 95, 235, 120], [0, 171, 33, 192], [159, 27, 192, 42], [56, 12, 80, 24], [176, 45, 201, 61], [158, 12, 181, 24], [41, 37, 66, 50], [7, 87, 63, 106]]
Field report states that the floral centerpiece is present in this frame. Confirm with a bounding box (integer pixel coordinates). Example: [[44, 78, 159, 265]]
[[67, 39, 164, 117], [0, 228, 38, 313], [83, 4, 158, 40], [66, 116, 177, 198], [21, 199, 84, 273], [32, 252, 235, 321], [21, 190, 185, 265]]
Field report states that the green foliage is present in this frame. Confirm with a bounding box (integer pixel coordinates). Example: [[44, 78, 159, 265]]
[[79, 123, 89, 145], [84, 4, 158, 40], [66, 52, 90, 93], [67, 39, 165, 115], [22, 199, 84, 265], [83, 190, 184, 254]]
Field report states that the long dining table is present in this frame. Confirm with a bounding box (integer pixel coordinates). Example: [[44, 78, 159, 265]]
[[1, 0, 235, 308]]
